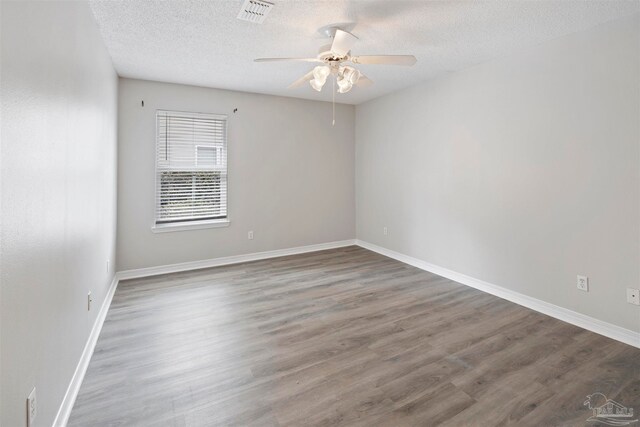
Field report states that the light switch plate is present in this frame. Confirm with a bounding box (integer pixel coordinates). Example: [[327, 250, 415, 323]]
[[27, 387, 36, 427]]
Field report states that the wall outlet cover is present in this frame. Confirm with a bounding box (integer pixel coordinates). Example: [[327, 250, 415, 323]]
[[248, 231, 254, 240], [627, 288, 640, 305], [577, 275, 588, 292]]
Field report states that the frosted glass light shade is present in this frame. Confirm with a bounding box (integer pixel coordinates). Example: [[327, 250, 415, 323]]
[[344, 66, 361, 84], [337, 79, 352, 93], [310, 78, 326, 92], [313, 65, 331, 80]]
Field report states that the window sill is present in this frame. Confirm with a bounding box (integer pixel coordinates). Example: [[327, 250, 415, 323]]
[[151, 219, 230, 233]]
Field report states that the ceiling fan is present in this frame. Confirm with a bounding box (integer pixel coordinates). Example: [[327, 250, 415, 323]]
[[254, 28, 417, 94]]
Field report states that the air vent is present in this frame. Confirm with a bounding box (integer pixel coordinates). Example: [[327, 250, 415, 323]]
[[237, 0, 274, 24]]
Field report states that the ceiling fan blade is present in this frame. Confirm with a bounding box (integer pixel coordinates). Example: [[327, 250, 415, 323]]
[[288, 71, 315, 89], [330, 29, 358, 57], [350, 55, 417, 66], [356, 74, 373, 87], [254, 57, 323, 63]]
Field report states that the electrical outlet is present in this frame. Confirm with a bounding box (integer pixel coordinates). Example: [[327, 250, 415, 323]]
[[383, 227, 388, 236], [106, 260, 110, 273], [577, 275, 589, 292], [248, 231, 254, 240], [27, 387, 36, 427], [87, 292, 93, 311], [627, 288, 640, 305]]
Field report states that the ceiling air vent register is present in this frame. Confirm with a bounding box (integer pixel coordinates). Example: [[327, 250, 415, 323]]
[[237, 0, 274, 24]]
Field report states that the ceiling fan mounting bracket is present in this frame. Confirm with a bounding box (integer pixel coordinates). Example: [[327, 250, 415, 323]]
[[321, 26, 340, 39]]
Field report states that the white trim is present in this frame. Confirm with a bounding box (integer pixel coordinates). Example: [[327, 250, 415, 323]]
[[50, 237, 639, 426], [53, 273, 120, 427], [151, 219, 230, 233], [356, 239, 640, 349], [118, 239, 357, 280]]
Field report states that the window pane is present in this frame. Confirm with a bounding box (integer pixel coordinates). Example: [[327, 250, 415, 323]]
[[157, 171, 225, 223]]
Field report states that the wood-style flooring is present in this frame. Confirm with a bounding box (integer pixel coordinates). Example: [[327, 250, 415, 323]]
[[69, 246, 640, 426]]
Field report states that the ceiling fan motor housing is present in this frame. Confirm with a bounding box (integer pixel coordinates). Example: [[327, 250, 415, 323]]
[[318, 44, 347, 62]]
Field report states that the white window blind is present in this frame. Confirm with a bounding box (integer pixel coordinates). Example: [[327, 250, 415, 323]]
[[155, 110, 228, 225]]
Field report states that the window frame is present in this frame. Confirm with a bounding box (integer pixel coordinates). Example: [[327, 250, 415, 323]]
[[151, 109, 230, 233]]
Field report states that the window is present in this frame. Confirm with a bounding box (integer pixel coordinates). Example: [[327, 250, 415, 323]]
[[154, 110, 228, 230]]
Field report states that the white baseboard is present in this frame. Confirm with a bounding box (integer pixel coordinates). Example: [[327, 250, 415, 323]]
[[53, 273, 120, 426], [117, 239, 356, 280], [54, 237, 637, 427], [356, 239, 640, 349]]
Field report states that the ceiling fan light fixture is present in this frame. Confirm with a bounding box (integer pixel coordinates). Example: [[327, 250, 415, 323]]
[[313, 65, 330, 81], [335, 65, 358, 93], [337, 82, 352, 93], [310, 65, 330, 92], [340, 66, 361, 85], [336, 77, 352, 93], [310, 78, 326, 92]]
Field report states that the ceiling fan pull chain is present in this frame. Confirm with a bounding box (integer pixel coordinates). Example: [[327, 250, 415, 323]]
[[332, 77, 335, 126]]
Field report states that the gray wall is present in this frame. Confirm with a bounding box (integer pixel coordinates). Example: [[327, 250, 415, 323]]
[[0, 1, 118, 426], [117, 78, 355, 271], [356, 14, 640, 333]]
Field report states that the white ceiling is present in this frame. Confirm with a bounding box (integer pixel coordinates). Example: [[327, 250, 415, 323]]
[[89, 0, 640, 105]]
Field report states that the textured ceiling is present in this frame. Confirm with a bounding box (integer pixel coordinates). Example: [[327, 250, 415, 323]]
[[89, 0, 640, 105]]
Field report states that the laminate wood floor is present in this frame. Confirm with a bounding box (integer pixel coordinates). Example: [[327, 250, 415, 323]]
[[69, 246, 640, 426]]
